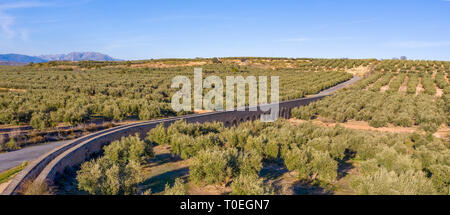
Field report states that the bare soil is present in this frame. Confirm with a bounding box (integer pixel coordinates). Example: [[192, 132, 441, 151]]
[[131, 61, 209, 69], [193, 110, 213, 114], [345, 66, 371, 77], [399, 75, 408, 93], [289, 118, 449, 140], [380, 76, 394, 93], [0, 180, 11, 193], [416, 78, 424, 95], [435, 81, 443, 97], [0, 88, 27, 93]]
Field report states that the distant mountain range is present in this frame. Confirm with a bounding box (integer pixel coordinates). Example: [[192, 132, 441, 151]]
[[0, 54, 48, 64], [0, 52, 121, 64]]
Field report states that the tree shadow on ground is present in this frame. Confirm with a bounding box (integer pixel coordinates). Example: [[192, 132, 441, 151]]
[[291, 180, 334, 195], [337, 149, 356, 180], [260, 162, 334, 195], [337, 161, 354, 180], [140, 167, 189, 194], [146, 152, 182, 168], [260, 162, 289, 180]]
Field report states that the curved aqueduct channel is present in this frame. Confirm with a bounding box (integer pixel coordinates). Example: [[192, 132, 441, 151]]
[[1, 77, 360, 195]]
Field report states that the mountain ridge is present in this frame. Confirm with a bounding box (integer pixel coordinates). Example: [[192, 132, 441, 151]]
[[0, 52, 121, 63], [38, 52, 121, 62], [0, 54, 48, 63]]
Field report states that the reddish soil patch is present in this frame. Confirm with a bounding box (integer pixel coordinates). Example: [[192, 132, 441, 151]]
[[380, 76, 394, 93], [399, 75, 408, 93], [132, 61, 209, 68], [0, 88, 27, 93], [432, 70, 437, 79], [193, 110, 213, 114], [435, 83, 443, 97], [416, 78, 424, 95], [346, 66, 371, 77]]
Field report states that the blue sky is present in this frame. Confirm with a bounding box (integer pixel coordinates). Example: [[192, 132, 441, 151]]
[[0, 0, 449, 60]]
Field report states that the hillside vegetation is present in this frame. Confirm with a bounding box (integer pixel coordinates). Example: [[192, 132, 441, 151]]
[[292, 60, 450, 133], [0, 58, 367, 151], [72, 119, 449, 195]]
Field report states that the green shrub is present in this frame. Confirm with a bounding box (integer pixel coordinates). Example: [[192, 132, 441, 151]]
[[428, 165, 450, 194], [189, 148, 237, 185], [352, 142, 381, 161], [220, 128, 249, 149], [392, 113, 413, 127], [77, 134, 153, 195], [244, 135, 266, 159], [329, 136, 349, 160], [103, 134, 154, 165], [77, 157, 143, 195], [350, 168, 436, 195], [237, 150, 263, 176], [358, 159, 379, 175], [230, 174, 273, 195], [195, 133, 223, 151], [291, 106, 315, 120], [369, 113, 388, 128], [164, 178, 187, 195], [309, 150, 338, 182], [169, 134, 197, 159], [406, 73, 419, 94], [264, 139, 280, 160], [283, 146, 338, 182], [4, 138, 20, 151], [374, 146, 422, 174], [30, 112, 53, 129], [413, 146, 439, 169], [146, 123, 169, 145]]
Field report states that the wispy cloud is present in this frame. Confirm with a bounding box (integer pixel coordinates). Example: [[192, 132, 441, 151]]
[[0, 1, 49, 10], [384, 41, 450, 48], [0, 1, 51, 40]]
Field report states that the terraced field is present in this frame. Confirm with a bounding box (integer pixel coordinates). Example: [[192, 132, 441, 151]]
[[292, 60, 450, 133]]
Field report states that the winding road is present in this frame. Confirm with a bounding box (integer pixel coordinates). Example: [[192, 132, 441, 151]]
[[0, 141, 69, 172]]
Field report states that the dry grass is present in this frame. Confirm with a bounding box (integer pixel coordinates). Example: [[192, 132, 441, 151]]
[[18, 180, 54, 195], [345, 66, 371, 77]]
